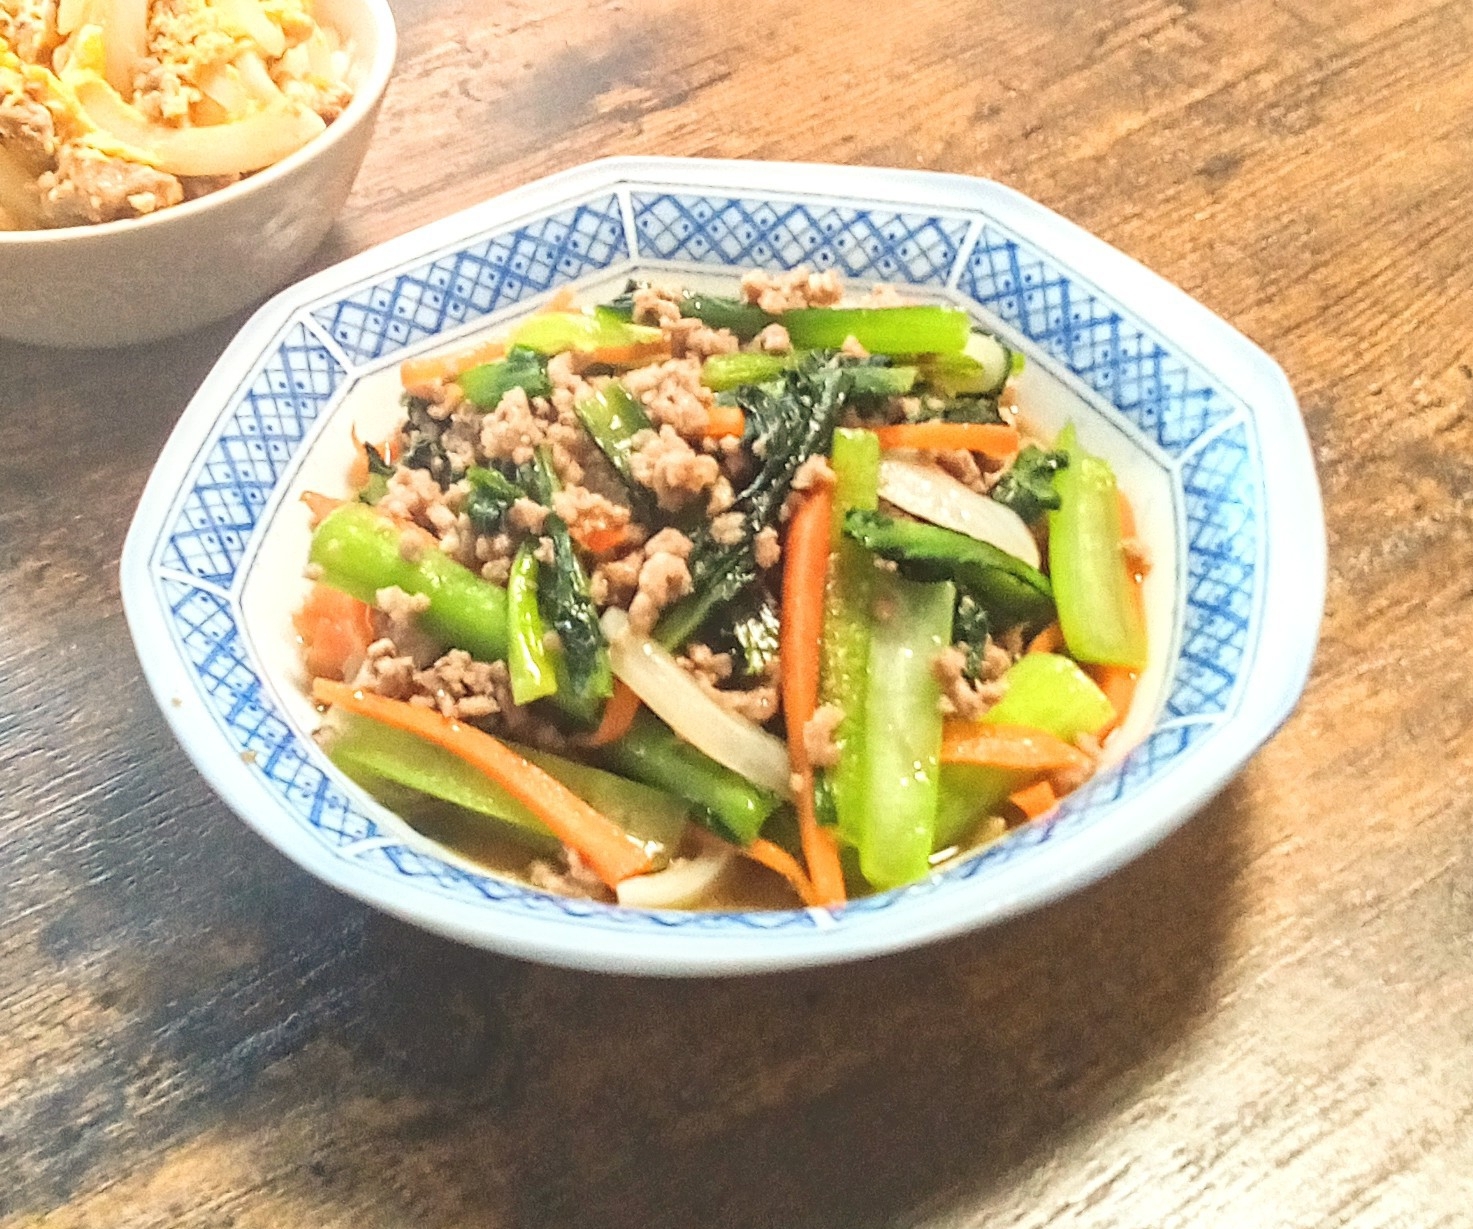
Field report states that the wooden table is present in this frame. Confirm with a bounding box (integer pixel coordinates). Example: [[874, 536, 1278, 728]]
[[4, 0, 1471, 1223]]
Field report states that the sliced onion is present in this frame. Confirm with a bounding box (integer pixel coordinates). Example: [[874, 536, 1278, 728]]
[[616, 843, 734, 909], [878, 455, 1041, 568], [73, 76, 325, 176], [100, 0, 151, 95], [601, 608, 793, 798]]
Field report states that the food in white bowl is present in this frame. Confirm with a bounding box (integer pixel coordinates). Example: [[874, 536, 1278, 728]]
[[295, 269, 1152, 913], [0, 0, 394, 347], [0, 0, 355, 229], [120, 158, 1324, 974]]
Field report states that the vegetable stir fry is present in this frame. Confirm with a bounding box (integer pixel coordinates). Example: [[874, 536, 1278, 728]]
[[0, 0, 352, 229], [299, 269, 1149, 910]]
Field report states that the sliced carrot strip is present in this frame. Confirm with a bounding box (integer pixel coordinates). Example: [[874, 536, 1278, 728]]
[[871, 422, 1021, 458], [312, 679, 654, 888], [294, 585, 375, 681], [586, 680, 642, 748], [704, 404, 746, 440], [1027, 621, 1064, 655], [301, 491, 344, 526], [1009, 778, 1058, 820], [540, 286, 577, 314], [940, 722, 1094, 774], [574, 523, 630, 556], [1088, 664, 1139, 736], [568, 340, 671, 371], [780, 487, 846, 906], [743, 838, 822, 908], [400, 339, 507, 388]]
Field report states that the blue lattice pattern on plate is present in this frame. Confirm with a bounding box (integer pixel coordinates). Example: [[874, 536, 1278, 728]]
[[963, 226, 1230, 456], [630, 193, 969, 286], [1167, 424, 1257, 720], [160, 324, 343, 588], [312, 196, 628, 365], [163, 579, 378, 848]]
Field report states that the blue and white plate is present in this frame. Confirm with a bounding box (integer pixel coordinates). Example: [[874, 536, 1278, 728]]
[[120, 158, 1324, 975]]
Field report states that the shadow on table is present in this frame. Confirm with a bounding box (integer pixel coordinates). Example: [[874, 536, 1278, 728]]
[[246, 780, 1247, 1229]]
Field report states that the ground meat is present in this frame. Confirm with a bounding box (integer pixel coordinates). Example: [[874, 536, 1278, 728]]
[[0, 90, 55, 171], [508, 497, 549, 535], [627, 528, 694, 633], [739, 266, 843, 314], [754, 525, 781, 570], [180, 173, 242, 201], [475, 531, 516, 586], [1, 0, 58, 64], [375, 584, 429, 632], [666, 316, 740, 360], [802, 704, 845, 769], [376, 466, 446, 528], [405, 377, 465, 420], [551, 485, 630, 545], [792, 455, 838, 492], [629, 425, 721, 511], [709, 511, 745, 546], [281, 75, 354, 124], [753, 322, 791, 353], [930, 448, 1004, 494], [409, 649, 502, 721], [590, 548, 646, 607], [933, 641, 1012, 719], [632, 285, 683, 325], [352, 638, 418, 698], [529, 847, 614, 903], [677, 644, 780, 724], [479, 386, 547, 466], [840, 335, 870, 359], [37, 144, 184, 225], [622, 358, 715, 436]]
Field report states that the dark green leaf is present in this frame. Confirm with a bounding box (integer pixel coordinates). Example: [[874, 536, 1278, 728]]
[[991, 445, 1069, 525]]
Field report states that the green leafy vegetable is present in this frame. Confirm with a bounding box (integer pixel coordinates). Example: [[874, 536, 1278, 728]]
[[991, 445, 1068, 525], [572, 382, 656, 517], [456, 346, 552, 408], [464, 465, 524, 537], [358, 442, 395, 505], [843, 509, 1054, 628], [951, 592, 992, 681], [400, 396, 456, 488], [602, 281, 776, 342], [507, 540, 558, 705]]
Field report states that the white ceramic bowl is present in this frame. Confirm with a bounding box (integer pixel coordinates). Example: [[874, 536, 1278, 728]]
[[0, 0, 396, 349], [120, 157, 1326, 975]]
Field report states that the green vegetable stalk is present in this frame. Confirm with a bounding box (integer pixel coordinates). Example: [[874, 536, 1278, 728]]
[[573, 382, 655, 515], [599, 710, 781, 844], [508, 310, 663, 356], [601, 285, 776, 341], [507, 540, 557, 705], [854, 572, 954, 890], [328, 714, 689, 857], [1047, 425, 1148, 668], [933, 652, 1116, 848], [782, 306, 970, 354], [820, 429, 881, 849], [844, 509, 1055, 629], [701, 352, 918, 396], [309, 502, 508, 662]]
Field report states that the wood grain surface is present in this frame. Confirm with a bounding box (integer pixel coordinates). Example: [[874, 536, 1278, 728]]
[[3, 0, 1473, 1224]]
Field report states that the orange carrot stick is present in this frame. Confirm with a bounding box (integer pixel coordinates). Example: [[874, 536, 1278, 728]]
[[1027, 621, 1064, 655], [400, 339, 507, 388], [703, 404, 746, 440], [940, 722, 1095, 774], [743, 838, 821, 908], [312, 679, 654, 888], [871, 422, 1021, 458], [568, 340, 671, 372], [540, 286, 577, 314], [1087, 664, 1139, 735], [780, 487, 846, 906], [586, 680, 642, 747], [573, 523, 630, 556], [294, 585, 375, 681], [1009, 778, 1058, 820]]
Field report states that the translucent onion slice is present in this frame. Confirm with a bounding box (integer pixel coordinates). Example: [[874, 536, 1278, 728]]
[[100, 0, 149, 95], [616, 842, 734, 909], [214, 0, 287, 59], [73, 76, 325, 176], [601, 608, 793, 798], [877, 455, 1041, 568]]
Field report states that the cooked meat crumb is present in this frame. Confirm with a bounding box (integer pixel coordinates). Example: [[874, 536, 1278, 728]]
[[508, 497, 549, 535], [480, 386, 547, 466], [754, 525, 781, 570], [623, 358, 715, 436], [803, 704, 845, 769], [38, 144, 184, 226], [629, 425, 721, 511], [753, 322, 792, 353], [627, 528, 695, 633], [529, 847, 614, 902], [740, 266, 843, 314], [933, 640, 1012, 719], [792, 455, 838, 492]]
